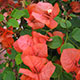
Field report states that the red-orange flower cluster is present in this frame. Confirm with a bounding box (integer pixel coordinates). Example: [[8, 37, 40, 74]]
[[25, 2, 60, 29], [13, 31, 55, 80], [0, 26, 14, 54], [70, 1, 80, 13]]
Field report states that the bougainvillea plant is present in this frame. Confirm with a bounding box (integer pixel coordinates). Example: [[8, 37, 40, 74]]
[[0, 0, 80, 80]]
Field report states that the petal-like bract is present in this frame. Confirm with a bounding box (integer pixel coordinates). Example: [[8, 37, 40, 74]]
[[61, 48, 80, 73]]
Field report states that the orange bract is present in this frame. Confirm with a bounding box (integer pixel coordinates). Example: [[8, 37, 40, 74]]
[[13, 35, 33, 52], [61, 48, 80, 73], [22, 43, 48, 58], [13, 31, 49, 54], [24, 16, 44, 30], [19, 61, 55, 80], [32, 31, 49, 44], [70, 1, 80, 13], [0, 26, 14, 49], [76, 71, 80, 80], [20, 74, 35, 80], [26, 2, 60, 29]]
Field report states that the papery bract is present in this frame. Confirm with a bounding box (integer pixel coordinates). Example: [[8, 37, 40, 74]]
[[51, 3, 60, 18], [32, 31, 49, 44], [61, 48, 80, 73], [33, 43, 48, 57], [70, 1, 80, 13], [26, 2, 60, 29], [21, 56, 48, 72], [13, 35, 33, 52], [20, 74, 35, 80], [0, 26, 14, 49], [19, 61, 55, 80], [27, 3, 37, 14], [32, 3, 59, 29], [24, 16, 44, 30], [22, 43, 48, 58], [76, 71, 80, 80]]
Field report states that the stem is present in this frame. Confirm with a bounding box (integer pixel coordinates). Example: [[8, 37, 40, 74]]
[[0, 49, 6, 54], [8, 4, 15, 9], [65, 31, 68, 43]]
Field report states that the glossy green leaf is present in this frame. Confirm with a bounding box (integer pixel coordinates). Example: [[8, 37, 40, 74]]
[[51, 64, 62, 78], [71, 28, 80, 42], [7, 48, 17, 59], [69, 14, 77, 17], [11, 9, 25, 19], [48, 36, 62, 49], [55, 71, 73, 80], [3, 71, 16, 80], [0, 14, 4, 22], [23, 9, 30, 18], [7, 18, 19, 28], [54, 16, 62, 23], [15, 54, 22, 65], [48, 0, 56, 3], [60, 43, 75, 53], [70, 17, 80, 28], [0, 74, 3, 80], [60, 19, 72, 28], [20, 29, 32, 36]]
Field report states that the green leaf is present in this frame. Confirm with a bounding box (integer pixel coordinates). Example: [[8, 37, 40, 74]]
[[0, 14, 4, 22], [3, 71, 16, 80], [23, 9, 30, 18], [54, 16, 62, 23], [20, 29, 32, 36], [63, 11, 67, 16], [66, 20, 72, 28], [47, 36, 62, 49], [11, 9, 25, 19], [0, 63, 5, 69], [3, 67, 12, 74], [51, 64, 62, 78], [25, 1, 28, 6], [71, 28, 80, 42], [15, 54, 22, 65], [7, 48, 17, 59], [60, 43, 75, 53], [70, 17, 80, 28], [60, 19, 72, 28], [48, 0, 56, 3], [55, 71, 73, 80], [69, 14, 77, 17], [7, 18, 19, 28], [25, 1, 31, 5], [0, 73, 3, 80]]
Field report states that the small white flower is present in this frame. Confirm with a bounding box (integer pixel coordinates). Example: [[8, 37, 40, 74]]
[[48, 9, 52, 13], [3, 26, 7, 29]]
